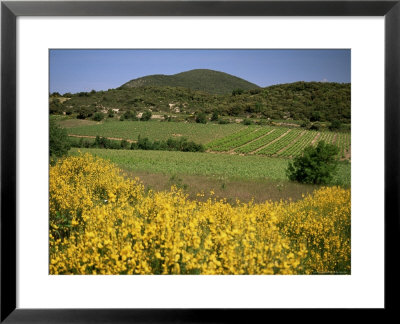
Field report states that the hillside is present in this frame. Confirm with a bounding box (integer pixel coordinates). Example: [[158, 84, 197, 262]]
[[50, 81, 351, 124], [121, 69, 260, 95]]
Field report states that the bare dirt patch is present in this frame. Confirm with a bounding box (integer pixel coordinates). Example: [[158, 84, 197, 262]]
[[121, 170, 322, 204], [332, 133, 338, 145], [311, 132, 321, 145], [58, 97, 71, 103], [344, 145, 351, 161], [273, 122, 301, 127]]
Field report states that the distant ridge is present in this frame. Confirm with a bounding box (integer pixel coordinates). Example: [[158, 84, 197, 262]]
[[121, 69, 260, 94]]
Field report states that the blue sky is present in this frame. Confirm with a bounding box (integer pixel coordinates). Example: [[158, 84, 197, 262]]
[[49, 49, 350, 94]]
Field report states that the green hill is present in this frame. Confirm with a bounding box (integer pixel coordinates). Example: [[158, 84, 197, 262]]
[[51, 81, 350, 124], [121, 69, 260, 95]]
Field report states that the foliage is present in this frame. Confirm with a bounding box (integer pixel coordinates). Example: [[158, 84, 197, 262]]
[[52, 76, 350, 124], [242, 118, 253, 125], [92, 112, 104, 121], [309, 122, 322, 131], [329, 120, 342, 131], [232, 88, 244, 96], [123, 110, 138, 121], [211, 110, 219, 121], [133, 136, 205, 152], [93, 136, 121, 149], [120, 139, 130, 149], [76, 106, 96, 119], [70, 135, 205, 153], [140, 110, 152, 121], [195, 112, 207, 124], [49, 154, 350, 275], [286, 141, 339, 184], [218, 119, 230, 124], [122, 69, 259, 95], [49, 99, 64, 114], [300, 120, 311, 128], [49, 119, 71, 158]]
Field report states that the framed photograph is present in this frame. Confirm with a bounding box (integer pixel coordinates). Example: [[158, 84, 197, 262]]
[[1, 0, 398, 322]]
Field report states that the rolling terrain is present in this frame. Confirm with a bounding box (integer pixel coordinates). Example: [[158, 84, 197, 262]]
[[121, 69, 260, 94], [50, 68, 351, 203], [50, 69, 351, 124]]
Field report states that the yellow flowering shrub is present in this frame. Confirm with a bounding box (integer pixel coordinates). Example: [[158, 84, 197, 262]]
[[49, 154, 350, 275]]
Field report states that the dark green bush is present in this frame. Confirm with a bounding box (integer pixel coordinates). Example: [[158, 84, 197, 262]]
[[49, 119, 71, 158], [300, 119, 311, 128], [49, 100, 63, 114], [137, 136, 153, 150], [92, 112, 104, 121], [329, 120, 342, 131], [141, 110, 152, 121], [123, 110, 137, 121], [211, 111, 219, 121], [218, 119, 230, 124], [257, 119, 268, 125], [120, 139, 130, 149], [309, 122, 323, 131], [242, 118, 253, 125], [232, 89, 244, 96], [286, 141, 339, 184], [195, 112, 207, 124], [71, 134, 205, 154], [76, 106, 95, 119]]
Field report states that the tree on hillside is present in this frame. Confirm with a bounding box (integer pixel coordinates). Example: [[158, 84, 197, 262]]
[[49, 100, 63, 114], [310, 111, 322, 122], [141, 110, 152, 121], [92, 112, 104, 121], [195, 112, 207, 124], [49, 119, 71, 159], [286, 141, 339, 185], [232, 89, 244, 96], [329, 120, 342, 131], [211, 110, 219, 121]]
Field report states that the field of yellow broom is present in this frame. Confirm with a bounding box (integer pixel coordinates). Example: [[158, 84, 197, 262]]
[[49, 154, 350, 275]]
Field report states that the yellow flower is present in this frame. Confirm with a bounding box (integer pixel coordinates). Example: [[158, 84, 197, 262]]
[[49, 154, 350, 275]]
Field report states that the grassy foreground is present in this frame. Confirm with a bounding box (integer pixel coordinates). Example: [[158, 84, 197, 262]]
[[50, 154, 351, 275], [70, 148, 351, 187]]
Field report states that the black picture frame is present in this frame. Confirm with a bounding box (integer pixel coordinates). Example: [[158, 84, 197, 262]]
[[1, 0, 399, 322]]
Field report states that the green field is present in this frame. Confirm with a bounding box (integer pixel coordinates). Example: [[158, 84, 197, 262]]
[[61, 115, 351, 202], [207, 126, 350, 160], [70, 148, 351, 187], [61, 119, 244, 144], [59, 117, 351, 160], [69, 148, 350, 203]]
